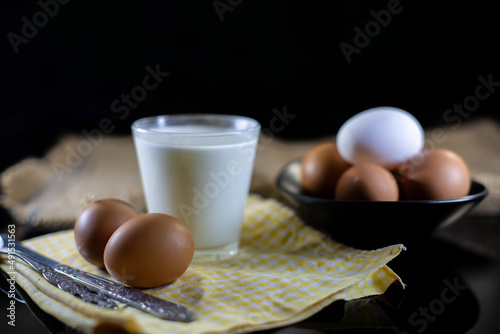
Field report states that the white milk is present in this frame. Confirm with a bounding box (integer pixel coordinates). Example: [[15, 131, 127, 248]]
[[133, 125, 257, 249]]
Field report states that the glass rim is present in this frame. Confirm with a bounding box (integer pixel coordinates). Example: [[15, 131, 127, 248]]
[[131, 114, 261, 137]]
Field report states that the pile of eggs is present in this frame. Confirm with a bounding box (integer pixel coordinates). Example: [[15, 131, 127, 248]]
[[301, 107, 471, 201], [74, 199, 194, 288]]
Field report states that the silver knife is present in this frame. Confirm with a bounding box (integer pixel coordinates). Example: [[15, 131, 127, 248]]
[[0, 234, 195, 322]]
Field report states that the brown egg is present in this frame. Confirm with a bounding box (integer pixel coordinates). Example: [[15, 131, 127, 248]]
[[397, 149, 470, 200], [104, 213, 194, 288], [301, 142, 351, 198], [335, 163, 399, 201], [74, 199, 137, 268]]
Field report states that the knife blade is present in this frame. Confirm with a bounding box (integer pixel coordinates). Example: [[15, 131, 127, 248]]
[[0, 234, 195, 322]]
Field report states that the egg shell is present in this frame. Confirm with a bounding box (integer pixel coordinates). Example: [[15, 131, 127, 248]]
[[397, 149, 471, 200], [301, 142, 351, 198], [336, 107, 424, 169], [104, 213, 194, 288], [74, 199, 137, 268], [335, 163, 399, 201]]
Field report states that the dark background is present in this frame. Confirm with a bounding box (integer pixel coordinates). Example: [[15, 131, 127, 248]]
[[1, 0, 499, 173]]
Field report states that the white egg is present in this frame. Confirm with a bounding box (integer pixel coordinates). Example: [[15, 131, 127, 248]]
[[336, 107, 424, 169]]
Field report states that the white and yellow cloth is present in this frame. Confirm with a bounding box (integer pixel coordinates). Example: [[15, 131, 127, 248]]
[[1, 195, 405, 334]]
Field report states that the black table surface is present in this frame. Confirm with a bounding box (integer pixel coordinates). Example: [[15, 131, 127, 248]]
[[1, 211, 499, 334]]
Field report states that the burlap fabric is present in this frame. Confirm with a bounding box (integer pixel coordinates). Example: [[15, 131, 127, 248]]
[[1, 118, 499, 256]]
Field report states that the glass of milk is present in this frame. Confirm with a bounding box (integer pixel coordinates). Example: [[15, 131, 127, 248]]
[[132, 114, 261, 261]]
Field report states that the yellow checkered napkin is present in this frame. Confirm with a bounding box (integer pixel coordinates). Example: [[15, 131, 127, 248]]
[[2, 195, 405, 334]]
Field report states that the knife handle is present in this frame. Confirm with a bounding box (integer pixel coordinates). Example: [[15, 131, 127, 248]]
[[54, 264, 195, 322], [1, 248, 118, 309]]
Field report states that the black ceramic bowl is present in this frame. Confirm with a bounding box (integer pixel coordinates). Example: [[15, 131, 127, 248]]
[[276, 159, 488, 249]]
